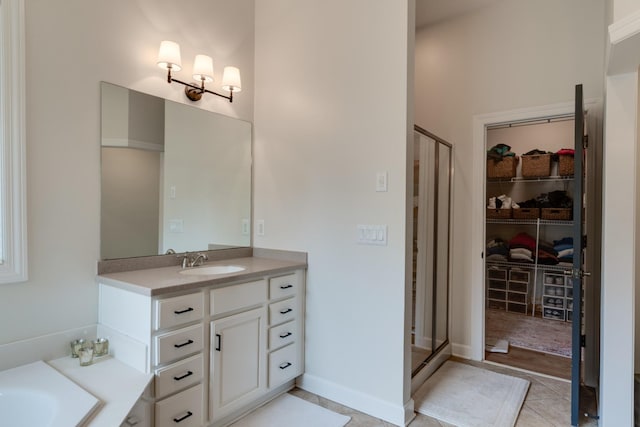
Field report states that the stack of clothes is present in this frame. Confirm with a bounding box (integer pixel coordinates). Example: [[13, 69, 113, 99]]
[[517, 190, 573, 209], [487, 144, 516, 160], [485, 232, 560, 265], [508, 233, 536, 263], [486, 238, 509, 262], [487, 194, 519, 209], [554, 237, 574, 266]]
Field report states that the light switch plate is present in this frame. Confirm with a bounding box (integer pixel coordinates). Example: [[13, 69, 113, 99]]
[[169, 219, 183, 233], [256, 219, 265, 236], [357, 224, 387, 245], [376, 172, 388, 192]]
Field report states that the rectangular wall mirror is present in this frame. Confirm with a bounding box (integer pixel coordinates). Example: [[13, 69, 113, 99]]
[[100, 82, 252, 260]]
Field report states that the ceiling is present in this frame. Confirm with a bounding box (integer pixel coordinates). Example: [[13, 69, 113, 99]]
[[415, 0, 503, 28]]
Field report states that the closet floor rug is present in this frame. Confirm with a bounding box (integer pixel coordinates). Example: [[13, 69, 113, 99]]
[[414, 361, 530, 427], [486, 309, 572, 357], [230, 393, 350, 427]]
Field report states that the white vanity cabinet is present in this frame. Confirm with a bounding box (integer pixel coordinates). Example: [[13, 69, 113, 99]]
[[209, 280, 268, 423], [98, 266, 305, 427], [267, 273, 304, 388]]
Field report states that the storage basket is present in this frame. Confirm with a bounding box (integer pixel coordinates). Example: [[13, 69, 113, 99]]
[[558, 155, 574, 176], [521, 154, 551, 178], [541, 208, 572, 220], [512, 208, 540, 219], [486, 208, 512, 219], [487, 157, 517, 179]]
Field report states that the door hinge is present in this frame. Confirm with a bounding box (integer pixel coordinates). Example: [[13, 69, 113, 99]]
[[583, 135, 588, 148], [582, 235, 587, 248], [581, 334, 586, 347]]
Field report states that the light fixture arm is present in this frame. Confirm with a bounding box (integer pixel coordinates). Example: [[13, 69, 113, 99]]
[[165, 69, 233, 103]]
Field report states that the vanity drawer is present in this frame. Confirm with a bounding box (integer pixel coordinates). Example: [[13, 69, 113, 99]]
[[155, 383, 203, 427], [211, 280, 267, 316], [155, 354, 204, 399], [154, 324, 204, 365], [154, 292, 204, 331], [269, 273, 297, 300], [269, 320, 297, 351], [268, 343, 299, 388], [269, 298, 296, 326]]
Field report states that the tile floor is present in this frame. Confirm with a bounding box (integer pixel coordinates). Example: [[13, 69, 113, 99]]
[[290, 357, 598, 426]]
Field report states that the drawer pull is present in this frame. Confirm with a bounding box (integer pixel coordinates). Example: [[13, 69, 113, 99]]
[[173, 411, 193, 423], [279, 332, 292, 339], [173, 370, 194, 381], [174, 307, 194, 315], [174, 339, 194, 349], [280, 284, 293, 289], [279, 308, 293, 315], [279, 362, 292, 370], [215, 333, 222, 351]]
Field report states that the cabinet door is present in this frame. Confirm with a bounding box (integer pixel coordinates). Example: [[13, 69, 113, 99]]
[[210, 307, 266, 422]]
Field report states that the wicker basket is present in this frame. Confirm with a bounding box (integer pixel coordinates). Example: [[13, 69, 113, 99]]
[[487, 208, 512, 219], [512, 208, 540, 219], [541, 208, 572, 220], [521, 154, 551, 178], [487, 157, 517, 179], [558, 155, 574, 176]]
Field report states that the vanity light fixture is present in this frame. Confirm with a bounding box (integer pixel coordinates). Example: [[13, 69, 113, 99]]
[[157, 40, 241, 103]]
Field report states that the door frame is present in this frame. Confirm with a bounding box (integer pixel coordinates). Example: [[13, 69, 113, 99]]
[[470, 99, 601, 383]]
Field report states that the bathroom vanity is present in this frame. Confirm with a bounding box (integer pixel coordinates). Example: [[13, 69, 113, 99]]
[[97, 252, 306, 427]]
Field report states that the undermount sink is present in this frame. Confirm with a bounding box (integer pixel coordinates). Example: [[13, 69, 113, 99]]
[[179, 265, 246, 276]]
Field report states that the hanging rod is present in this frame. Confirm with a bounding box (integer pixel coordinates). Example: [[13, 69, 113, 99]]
[[486, 113, 575, 131]]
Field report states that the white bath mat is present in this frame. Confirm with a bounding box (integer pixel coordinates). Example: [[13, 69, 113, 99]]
[[414, 361, 529, 427], [486, 339, 509, 353], [231, 393, 350, 427]]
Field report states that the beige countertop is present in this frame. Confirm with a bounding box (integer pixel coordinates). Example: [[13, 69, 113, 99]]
[[97, 256, 307, 296]]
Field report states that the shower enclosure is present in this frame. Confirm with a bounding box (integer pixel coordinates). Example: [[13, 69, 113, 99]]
[[411, 126, 453, 382]]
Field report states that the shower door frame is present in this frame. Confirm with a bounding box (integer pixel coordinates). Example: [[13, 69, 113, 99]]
[[411, 125, 454, 382]]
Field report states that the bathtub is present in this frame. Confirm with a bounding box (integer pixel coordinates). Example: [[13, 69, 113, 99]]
[[0, 360, 100, 427]]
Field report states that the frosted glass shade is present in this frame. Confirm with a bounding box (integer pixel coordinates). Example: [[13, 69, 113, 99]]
[[222, 66, 242, 92], [157, 41, 182, 71], [192, 54, 214, 83]]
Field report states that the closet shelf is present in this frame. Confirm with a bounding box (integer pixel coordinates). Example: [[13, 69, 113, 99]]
[[486, 260, 571, 273], [487, 219, 573, 226], [487, 175, 574, 184]]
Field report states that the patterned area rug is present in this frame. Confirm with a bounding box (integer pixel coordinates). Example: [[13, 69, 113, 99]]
[[414, 361, 529, 427], [486, 309, 572, 357]]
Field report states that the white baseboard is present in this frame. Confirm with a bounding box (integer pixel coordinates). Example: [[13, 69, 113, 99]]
[[0, 324, 97, 371], [451, 342, 474, 360], [297, 373, 412, 426]]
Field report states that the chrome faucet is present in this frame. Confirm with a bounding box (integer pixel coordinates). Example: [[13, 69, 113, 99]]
[[179, 252, 208, 268], [190, 253, 208, 267]]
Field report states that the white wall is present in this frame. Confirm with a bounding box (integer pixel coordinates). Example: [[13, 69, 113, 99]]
[[415, 0, 605, 356], [612, 0, 640, 22], [253, 1, 413, 424], [0, 0, 254, 345], [599, 71, 637, 427]]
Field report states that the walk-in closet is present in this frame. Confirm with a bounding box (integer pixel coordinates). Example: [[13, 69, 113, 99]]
[[483, 114, 594, 380]]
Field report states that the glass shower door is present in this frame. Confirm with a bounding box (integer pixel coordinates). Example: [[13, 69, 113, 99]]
[[412, 126, 452, 377]]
